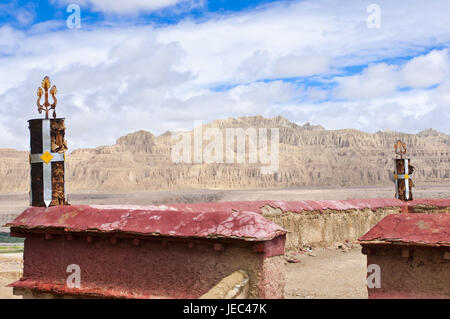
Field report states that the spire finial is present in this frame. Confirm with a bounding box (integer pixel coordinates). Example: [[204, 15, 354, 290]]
[[37, 76, 58, 119], [394, 140, 406, 159]]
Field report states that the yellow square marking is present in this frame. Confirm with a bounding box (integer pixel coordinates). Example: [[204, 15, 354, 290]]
[[41, 152, 53, 164], [404, 174, 409, 179], [394, 174, 398, 179]]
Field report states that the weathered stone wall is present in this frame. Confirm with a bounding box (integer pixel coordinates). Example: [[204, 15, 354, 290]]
[[16, 234, 284, 299], [8, 204, 288, 299], [365, 246, 450, 299], [258, 201, 450, 251], [261, 206, 403, 250]]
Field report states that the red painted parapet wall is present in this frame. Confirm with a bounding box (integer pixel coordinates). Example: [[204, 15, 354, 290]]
[[6, 205, 287, 299], [131, 198, 450, 214], [359, 213, 450, 299], [149, 198, 449, 249]]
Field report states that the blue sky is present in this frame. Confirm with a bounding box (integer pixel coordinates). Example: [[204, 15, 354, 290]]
[[0, 0, 449, 149], [0, 0, 282, 28]]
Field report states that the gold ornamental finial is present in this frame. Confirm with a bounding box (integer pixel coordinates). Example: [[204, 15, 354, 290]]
[[394, 140, 406, 159], [37, 76, 58, 119]]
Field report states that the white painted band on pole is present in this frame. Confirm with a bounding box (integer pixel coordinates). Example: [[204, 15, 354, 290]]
[[42, 120, 50, 151], [64, 159, 67, 202], [43, 160, 52, 207], [29, 156, 33, 206], [394, 159, 398, 199], [405, 159, 409, 200], [42, 120, 52, 207]]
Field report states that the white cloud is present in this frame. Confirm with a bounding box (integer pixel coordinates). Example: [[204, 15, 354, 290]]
[[306, 87, 328, 101], [281, 89, 441, 134], [333, 49, 450, 100], [1, 0, 450, 151], [51, 0, 203, 15], [156, 0, 450, 86], [401, 49, 449, 89], [271, 55, 330, 78], [236, 50, 271, 82], [334, 63, 400, 99], [0, 25, 25, 55]]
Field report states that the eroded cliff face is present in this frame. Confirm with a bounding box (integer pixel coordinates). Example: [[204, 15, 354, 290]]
[[1, 116, 449, 193], [0, 149, 29, 193]]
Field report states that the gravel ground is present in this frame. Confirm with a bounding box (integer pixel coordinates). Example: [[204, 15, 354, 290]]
[[0, 253, 22, 299], [284, 247, 368, 299]]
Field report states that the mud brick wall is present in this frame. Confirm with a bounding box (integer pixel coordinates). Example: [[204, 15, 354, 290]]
[[260, 200, 450, 250], [359, 213, 450, 299], [364, 246, 450, 298], [14, 234, 285, 299], [261, 206, 401, 250], [144, 199, 450, 250], [7, 205, 286, 299]]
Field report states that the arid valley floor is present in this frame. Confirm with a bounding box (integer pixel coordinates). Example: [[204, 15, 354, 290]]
[[1, 184, 449, 299]]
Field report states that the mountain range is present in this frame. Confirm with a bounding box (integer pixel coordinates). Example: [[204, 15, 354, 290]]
[[0, 115, 449, 193]]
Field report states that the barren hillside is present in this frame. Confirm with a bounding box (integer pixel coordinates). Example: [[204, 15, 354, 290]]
[[0, 115, 448, 193]]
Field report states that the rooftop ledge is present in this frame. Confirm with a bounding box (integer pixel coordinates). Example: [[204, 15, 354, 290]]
[[110, 198, 449, 215], [10, 280, 173, 299], [6, 205, 286, 241], [358, 213, 450, 247], [5, 199, 449, 242]]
